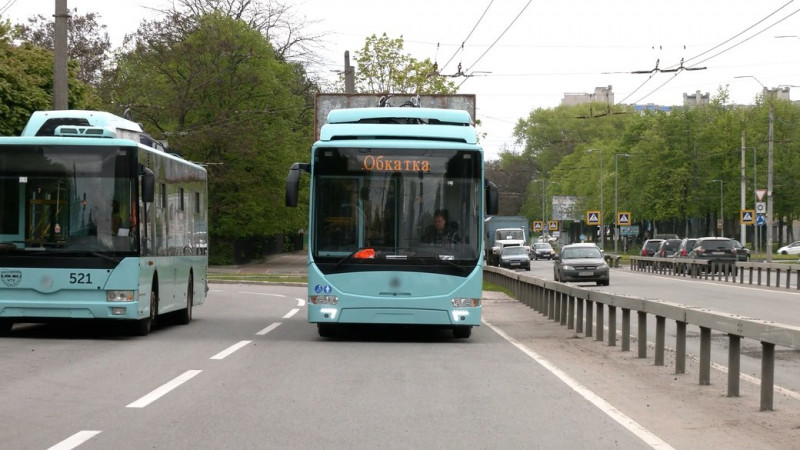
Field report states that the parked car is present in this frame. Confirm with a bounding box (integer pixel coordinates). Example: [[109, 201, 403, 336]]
[[640, 239, 664, 256], [776, 241, 800, 255], [731, 239, 751, 261], [531, 242, 556, 260], [655, 238, 682, 258], [654, 233, 680, 239], [687, 237, 737, 272], [553, 243, 609, 286], [674, 238, 699, 258], [499, 246, 531, 271]]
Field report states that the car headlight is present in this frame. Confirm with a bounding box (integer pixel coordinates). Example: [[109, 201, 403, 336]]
[[562, 264, 575, 270]]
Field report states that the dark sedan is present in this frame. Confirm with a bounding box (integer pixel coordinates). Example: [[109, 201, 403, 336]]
[[687, 237, 737, 273], [499, 246, 531, 271], [531, 242, 556, 260], [554, 243, 609, 286]]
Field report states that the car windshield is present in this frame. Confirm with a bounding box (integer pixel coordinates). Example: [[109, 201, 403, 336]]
[[535, 243, 552, 250], [562, 247, 602, 259], [502, 247, 527, 256]]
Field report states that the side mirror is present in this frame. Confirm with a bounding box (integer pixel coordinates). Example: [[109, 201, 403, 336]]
[[485, 180, 499, 216], [285, 162, 310, 207], [141, 167, 155, 203]]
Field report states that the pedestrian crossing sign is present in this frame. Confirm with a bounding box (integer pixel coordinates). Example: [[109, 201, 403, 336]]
[[586, 211, 601, 225], [616, 212, 631, 226], [533, 221, 543, 232], [548, 220, 559, 231], [740, 209, 755, 225]]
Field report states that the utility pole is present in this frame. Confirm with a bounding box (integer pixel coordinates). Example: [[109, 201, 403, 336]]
[[53, 0, 69, 110], [740, 131, 746, 245], [588, 149, 603, 250], [614, 153, 631, 254], [766, 89, 774, 262], [343, 51, 355, 94]]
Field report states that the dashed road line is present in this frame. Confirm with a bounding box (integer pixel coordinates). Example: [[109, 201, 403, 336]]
[[256, 322, 282, 335], [47, 430, 101, 450], [210, 340, 252, 360], [126, 370, 203, 408]]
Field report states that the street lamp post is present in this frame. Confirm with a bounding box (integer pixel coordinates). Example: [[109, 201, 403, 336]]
[[711, 179, 723, 237], [588, 149, 603, 250], [614, 153, 631, 254]]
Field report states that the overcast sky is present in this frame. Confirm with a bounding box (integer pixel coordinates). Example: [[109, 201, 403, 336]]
[[4, 0, 800, 160]]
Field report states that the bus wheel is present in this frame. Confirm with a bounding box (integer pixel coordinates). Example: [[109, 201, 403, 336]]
[[0, 319, 12, 336], [134, 287, 158, 336], [317, 323, 337, 338], [176, 275, 193, 325], [453, 326, 472, 339]]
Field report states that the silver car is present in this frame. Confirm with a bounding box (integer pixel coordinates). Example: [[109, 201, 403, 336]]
[[554, 243, 610, 286]]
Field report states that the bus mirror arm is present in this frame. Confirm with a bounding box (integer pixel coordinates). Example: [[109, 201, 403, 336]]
[[141, 167, 155, 203], [285, 162, 310, 207], [485, 180, 499, 215]]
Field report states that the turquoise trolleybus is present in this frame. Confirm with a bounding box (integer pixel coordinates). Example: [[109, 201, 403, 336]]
[[0, 110, 208, 336], [286, 101, 497, 338]]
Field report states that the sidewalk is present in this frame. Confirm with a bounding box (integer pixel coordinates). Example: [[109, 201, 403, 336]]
[[208, 250, 308, 275]]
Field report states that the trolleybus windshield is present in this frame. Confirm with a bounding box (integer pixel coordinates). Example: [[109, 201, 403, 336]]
[[0, 144, 139, 255], [312, 147, 481, 267]]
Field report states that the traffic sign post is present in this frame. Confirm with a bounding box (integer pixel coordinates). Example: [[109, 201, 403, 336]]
[[740, 209, 755, 225]]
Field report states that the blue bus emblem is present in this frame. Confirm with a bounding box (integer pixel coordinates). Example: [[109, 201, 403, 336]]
[[1, 270, 22, 287]]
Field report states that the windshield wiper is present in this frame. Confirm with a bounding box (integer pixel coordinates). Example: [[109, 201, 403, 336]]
[[91, 252, 121, 264]]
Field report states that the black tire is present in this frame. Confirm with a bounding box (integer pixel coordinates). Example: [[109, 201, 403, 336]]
[[176, 275, 193, 325], [0, 319, 12, 336], [317, 323, 337, 338], [133, 285, 158, 336], [453, 326, 472, 338], [526, 265, 531, 271]]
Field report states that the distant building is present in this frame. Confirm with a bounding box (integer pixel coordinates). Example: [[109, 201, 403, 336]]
[[561, 86, 614, 106], [683, 90, 710, 108]]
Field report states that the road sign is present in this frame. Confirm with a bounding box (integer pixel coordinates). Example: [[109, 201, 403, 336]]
[[532, 221, 543, 232], [756, 214, 766, 226], [755, 189, 767, 201], [755, 202, 766, 214], [616, 211, 631, 226], [548, 220, 559, 231], [586, 211, 601, 225], [740, 209, 755, 225]]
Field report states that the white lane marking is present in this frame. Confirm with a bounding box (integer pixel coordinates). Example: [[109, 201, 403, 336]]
[[283, 308, 300, 319], [484, 319, 675, 450], [210, 340, 252, 360], [48, 430, 102, 450], [126, 370, 202, 408], [238, 291, 286, 297], [256, 322, 282, 336], [296, 298, 306, 307]]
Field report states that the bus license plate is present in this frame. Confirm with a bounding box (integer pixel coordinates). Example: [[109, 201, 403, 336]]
[[579, 271, 594, 276]]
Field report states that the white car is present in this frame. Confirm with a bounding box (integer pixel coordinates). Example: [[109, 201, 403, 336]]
[[777, 241, 800, 255]]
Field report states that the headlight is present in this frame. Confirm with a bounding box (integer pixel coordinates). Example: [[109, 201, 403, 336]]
[[452, 298, 480, 307], [107, 290, 134, 302], [311, 295, 338, 305], [563, 265, 575, 270]]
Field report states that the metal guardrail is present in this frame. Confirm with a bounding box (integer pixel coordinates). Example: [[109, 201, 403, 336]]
[[484, 265, 800, 411], [630, 256, 800, 289]]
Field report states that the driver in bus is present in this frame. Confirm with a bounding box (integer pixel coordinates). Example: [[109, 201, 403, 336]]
[[423, 209, 460, 245]]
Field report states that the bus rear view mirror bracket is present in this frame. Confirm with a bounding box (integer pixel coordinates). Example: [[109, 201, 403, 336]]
[[140, 166, 155, 203], [285, 162, 310, 207]]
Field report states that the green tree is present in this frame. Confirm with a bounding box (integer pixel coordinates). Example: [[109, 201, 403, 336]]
[[105, 12, 312, 258], [13, 8, 112, 87], [0, 19, 99, 135], [351, 33, 456, 94]]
